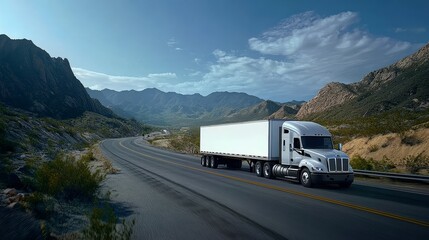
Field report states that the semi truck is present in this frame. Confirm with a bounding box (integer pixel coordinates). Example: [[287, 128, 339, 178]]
[[200, 120, 354, 188]]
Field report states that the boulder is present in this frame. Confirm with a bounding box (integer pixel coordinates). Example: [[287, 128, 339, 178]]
[[3, 188, 17, 197]]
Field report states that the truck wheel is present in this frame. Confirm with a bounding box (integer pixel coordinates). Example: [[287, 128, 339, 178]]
[[207, 156, 213, 168], [201, 156, 206, 166], [211, 156, 218, 169], [300, 168, 312, 188], [255, 161, 263, 177], [203, 156, 209, 167], [263, 162, 274, 179]]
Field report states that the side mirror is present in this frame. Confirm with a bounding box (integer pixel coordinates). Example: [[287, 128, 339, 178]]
[[338, 143, 342, 151]]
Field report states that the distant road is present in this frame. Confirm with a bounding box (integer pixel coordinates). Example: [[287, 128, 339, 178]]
[[100, 137, 429, 240]]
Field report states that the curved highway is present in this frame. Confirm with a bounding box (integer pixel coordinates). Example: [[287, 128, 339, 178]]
[[100, 137, 429, 240]]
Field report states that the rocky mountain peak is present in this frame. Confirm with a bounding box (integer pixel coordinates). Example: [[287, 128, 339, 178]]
[[0, 34, 113, 119], [297, 42, 429, 119], [296, 82, 357, 118], [395, 42, 429, 69]]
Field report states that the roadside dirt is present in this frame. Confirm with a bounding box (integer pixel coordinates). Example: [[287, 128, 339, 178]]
[[151, 139, 172, 149], [343, 128, 429, 165]]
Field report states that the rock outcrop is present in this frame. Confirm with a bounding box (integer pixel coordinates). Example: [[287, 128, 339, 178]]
[[0, 34, 113, 119]]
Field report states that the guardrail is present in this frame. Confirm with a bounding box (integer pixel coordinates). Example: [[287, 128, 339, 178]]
[[354, 170, 429, 183]]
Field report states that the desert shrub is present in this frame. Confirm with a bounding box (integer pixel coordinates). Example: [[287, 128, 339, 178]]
[[372, 156, 396, 172], [82, 204, 135, 240], [402, 152, 429, 174], [350, 155, 373, 170], [368, 145, 379, 153], [169, 128, 200, 154], [24, 192, 55, 219], [400, 135, 422, 146], [35, 154, 104, 200], [350, 155, 396, 172], [81, 151, 96, 162]]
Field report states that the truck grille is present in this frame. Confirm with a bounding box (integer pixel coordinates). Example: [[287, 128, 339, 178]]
[[328, 158, 349, 172]]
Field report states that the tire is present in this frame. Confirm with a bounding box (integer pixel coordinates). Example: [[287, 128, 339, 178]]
[[207, 156, 213, 168], [263, 162, 274, 179], [203, 156, 208, 167], [300, 168, 312, 188], [255, 161, 263, 177], [210, 156, 218, 169], [201, 156, 206, 166]]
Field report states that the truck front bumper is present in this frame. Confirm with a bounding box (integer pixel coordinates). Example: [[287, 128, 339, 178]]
[[311, 172, 354, 185]]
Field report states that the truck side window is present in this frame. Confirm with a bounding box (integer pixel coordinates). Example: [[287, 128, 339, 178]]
[[293, 138, 301, 149]]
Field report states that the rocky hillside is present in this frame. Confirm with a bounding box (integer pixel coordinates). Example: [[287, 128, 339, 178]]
[[0, 103, 143, 156], [0, 34, 113, 119], [297, 42, 429, 119]]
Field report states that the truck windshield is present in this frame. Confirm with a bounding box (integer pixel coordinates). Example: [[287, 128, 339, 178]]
[[301, 136, 333, 149]]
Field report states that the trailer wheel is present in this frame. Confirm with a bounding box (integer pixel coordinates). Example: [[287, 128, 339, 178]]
[[263, 162, 274, 179], [201, 156, 206, 166], [255, 161, 263, 177], [207, 156, 213, 168], [300, 168, 312, 188], [210, 156, 218, 169]]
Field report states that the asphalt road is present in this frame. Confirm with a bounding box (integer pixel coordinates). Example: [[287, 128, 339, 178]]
[[100, 137, 429, 240]]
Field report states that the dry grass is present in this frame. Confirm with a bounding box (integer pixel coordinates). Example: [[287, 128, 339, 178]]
[[91, 144, 120, 174]]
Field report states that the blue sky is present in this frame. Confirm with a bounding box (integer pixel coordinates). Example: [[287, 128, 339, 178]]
[[1, 0, 428, 101]]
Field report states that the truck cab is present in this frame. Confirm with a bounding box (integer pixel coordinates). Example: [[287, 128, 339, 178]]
[[277, 121, 354, 187]]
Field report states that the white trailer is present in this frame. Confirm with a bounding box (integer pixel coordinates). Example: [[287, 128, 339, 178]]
[[200, 120, 354, 187]]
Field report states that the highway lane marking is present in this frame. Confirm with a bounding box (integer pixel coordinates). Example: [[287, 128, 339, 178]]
[[116, 139, 429, 228]]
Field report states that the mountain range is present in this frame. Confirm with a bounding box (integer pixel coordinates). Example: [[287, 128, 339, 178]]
[[0, 34, 113, 119], [86, 88, 302, 126], [2, 33, 427, 129]]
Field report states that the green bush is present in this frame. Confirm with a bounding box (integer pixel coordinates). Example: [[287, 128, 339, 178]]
[[82, 204, 135, 240], [372, 156, 396, 172], [81, 151, 96, 162], [402, 152, 429, 174], [350, 155, 396, 172], [350, 155, 373, 170], [35, 154, 104, 200], [400, 135, 422, 146]]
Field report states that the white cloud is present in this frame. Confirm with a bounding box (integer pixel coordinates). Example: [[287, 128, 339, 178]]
[[167, 37, 177, 47], [75, 12, 422, 102], [72, 68, 177, 91], [167, 37, 183, 51], [199, 11, 421, 101]]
